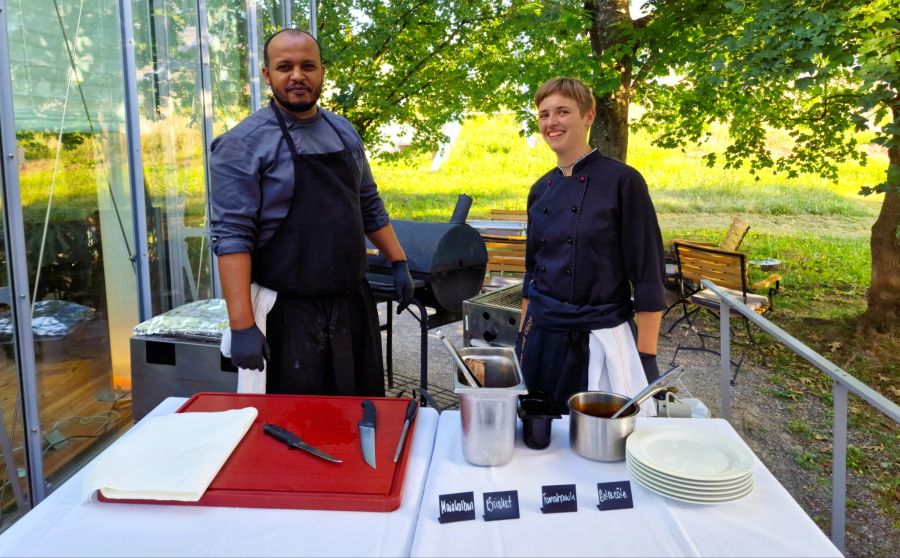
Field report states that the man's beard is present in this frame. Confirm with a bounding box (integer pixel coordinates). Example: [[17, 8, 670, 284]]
[[273, 84, 322, 114]]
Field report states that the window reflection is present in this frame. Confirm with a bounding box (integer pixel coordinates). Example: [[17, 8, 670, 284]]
[[133, 0, 213, 313], [6, 0, 138, 498]]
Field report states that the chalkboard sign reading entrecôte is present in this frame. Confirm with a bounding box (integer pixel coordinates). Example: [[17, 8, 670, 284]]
[[596, 481, 633, 511]]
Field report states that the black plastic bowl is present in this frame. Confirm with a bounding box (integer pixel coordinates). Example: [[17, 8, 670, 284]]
[[518, 391, 562, 450]]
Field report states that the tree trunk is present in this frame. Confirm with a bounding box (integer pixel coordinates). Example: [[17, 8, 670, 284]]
[[864, 148, 900, 331], [591, 89, 631, 162], [587, 0, 633, 162]]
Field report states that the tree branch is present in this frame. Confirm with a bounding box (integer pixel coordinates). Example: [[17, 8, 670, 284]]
[[633, 13, 654, 28]]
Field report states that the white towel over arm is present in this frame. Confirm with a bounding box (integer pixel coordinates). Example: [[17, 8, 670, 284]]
[[220, 282, 278, 393]]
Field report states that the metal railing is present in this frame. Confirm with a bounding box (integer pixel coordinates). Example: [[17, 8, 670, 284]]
[[700, 280, 900, 553]]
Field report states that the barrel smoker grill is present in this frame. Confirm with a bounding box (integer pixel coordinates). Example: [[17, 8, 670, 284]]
[[365, 196, 488, 390], [366, 220, 488, 313]]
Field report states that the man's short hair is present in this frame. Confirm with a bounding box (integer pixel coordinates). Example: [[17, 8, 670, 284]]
[[263, 28, 321, 67], [534, 77, 596, 115]]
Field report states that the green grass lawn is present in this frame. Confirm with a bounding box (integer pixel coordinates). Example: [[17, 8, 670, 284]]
[[373, 113, 884, 219]]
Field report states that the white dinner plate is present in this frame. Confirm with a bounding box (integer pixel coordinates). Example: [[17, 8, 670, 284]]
[[626, 425, 754, 481], [625, 452, 753, 490], [627, 454, 753, 492], [629, 464, 754, 504], [627, 461, 753, 501], [628, 462, 754, 504]]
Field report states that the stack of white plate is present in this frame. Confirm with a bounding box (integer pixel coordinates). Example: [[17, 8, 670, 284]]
[[625, 425, 755, 504]]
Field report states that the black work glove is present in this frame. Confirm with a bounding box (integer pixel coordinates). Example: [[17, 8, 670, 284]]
[[638, 352, 661, 384], [230, 324, 270, 370], [392, 260, 415, 314]]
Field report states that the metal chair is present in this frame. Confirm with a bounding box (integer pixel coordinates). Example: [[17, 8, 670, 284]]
[[669, 240, 781, 384]]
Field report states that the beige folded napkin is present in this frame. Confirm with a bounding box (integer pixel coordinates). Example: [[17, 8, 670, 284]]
[[83, 407, 258, 502]]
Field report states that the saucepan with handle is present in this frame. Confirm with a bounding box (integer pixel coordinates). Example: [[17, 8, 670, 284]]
[[568, 365, 685, 462]]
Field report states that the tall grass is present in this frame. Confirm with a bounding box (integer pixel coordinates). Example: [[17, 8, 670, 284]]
[[372, 113, 885, 220]]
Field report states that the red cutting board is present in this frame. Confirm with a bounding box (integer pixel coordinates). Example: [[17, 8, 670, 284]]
[[99, 393, 419, 512]]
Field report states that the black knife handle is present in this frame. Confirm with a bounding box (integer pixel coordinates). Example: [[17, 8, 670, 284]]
[[404, 399, 418, 422], [360, 400, 376, 428], [263, 423, 299, 447]]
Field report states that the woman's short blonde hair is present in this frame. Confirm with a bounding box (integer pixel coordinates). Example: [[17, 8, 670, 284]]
[[534, 77, 595, 116]]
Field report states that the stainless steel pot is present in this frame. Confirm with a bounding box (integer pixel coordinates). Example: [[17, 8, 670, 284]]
[[453, 346, 527, 466], [567, 391, 638, 462]]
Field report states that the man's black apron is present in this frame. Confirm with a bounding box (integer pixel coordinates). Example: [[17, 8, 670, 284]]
[[253, 101, 384, 396]]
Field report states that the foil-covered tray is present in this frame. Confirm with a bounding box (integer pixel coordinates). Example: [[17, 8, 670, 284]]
[[132, 299, 227, 340]]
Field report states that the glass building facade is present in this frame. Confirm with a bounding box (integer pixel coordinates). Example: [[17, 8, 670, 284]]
[[0, 0, 311, 528]]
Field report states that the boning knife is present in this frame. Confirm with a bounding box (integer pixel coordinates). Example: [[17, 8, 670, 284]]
[[359, 400, 377, 469], [262, 423, 342, 463]]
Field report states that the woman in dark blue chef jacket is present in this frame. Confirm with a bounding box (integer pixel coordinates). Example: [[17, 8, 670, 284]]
[[516, 77, 667, 415]]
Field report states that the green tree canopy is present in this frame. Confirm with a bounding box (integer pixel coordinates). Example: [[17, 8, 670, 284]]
[[636, 0, 899, 329], [317, 0, 898, 329]]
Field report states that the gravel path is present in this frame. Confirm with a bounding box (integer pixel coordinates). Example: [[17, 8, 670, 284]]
[[377, 293, 898, 557]]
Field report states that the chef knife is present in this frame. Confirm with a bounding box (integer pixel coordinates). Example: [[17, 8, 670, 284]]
[[359, 400, 377, 469], [262, 423, 342, 463], [392, 399, 418, 463]]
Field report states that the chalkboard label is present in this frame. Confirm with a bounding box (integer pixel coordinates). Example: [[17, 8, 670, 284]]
[[541, 484, 578, 513], [438, 491, 476, 524], [482, 490, 520, 521], [596, 481, 634, 511]]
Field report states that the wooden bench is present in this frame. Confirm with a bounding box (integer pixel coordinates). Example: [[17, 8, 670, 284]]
[[482, 234, 527, 275], [478, 210, 528, 289], [489, 209, 528, 222]]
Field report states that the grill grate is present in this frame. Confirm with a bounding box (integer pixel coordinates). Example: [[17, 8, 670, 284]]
[[467, 283, 523, 312]]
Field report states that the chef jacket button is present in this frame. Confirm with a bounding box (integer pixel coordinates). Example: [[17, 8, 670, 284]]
[[542, 207, 548, 214], [567, 237, 573, 244], [541, 238, 546, 244], [571, 206, 578, 213], [579, 176, 586, 182], [565, 268, 572, 275]]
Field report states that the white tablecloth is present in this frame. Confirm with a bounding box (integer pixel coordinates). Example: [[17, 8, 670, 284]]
[[410, 413, 841, 557], [0, 398, 440, 557]]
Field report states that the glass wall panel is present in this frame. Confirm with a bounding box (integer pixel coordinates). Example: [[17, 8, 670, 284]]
[[290, 0, 310, 30], [132, 0, 213, 312], [207, 0, 253, 135], [257, 0, 281, 40], [256, 1, 311, 50], [133, 0, 253, 315], [6, 0, 138, 490], [0, 115, 30, 529]]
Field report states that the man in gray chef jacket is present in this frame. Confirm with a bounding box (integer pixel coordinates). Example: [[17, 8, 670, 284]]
[[209, 28, 414, 396]]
